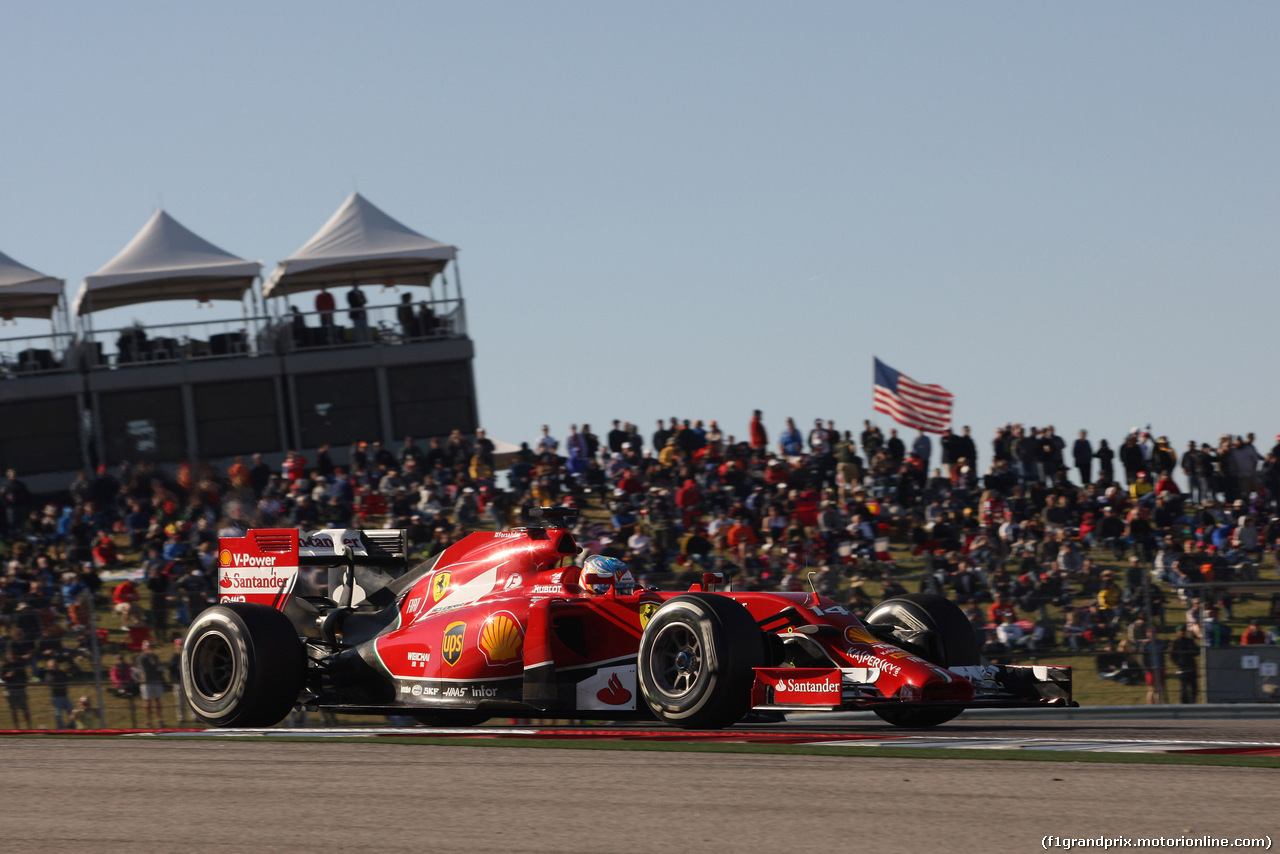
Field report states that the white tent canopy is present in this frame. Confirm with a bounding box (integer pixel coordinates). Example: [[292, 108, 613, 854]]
[[0, 249, 64, 319], [262, 193, 456, 299], [73, 209, 260, 315]]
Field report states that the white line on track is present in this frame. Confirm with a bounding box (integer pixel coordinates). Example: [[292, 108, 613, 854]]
[[808, 735, 1280, 752], [128, 727, 1280, 753]]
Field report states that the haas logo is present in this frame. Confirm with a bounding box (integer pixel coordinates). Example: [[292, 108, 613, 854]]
[[596, 672, 632, 706]]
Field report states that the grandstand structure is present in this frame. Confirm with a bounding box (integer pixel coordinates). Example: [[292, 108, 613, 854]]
[[0, 194, 478, 492]]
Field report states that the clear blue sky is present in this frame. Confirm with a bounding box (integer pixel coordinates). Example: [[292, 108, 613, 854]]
[[3, 3, 1277, 459]]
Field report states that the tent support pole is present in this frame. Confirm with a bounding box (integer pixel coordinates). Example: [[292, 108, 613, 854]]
[[451, 258, 465, 337], [243, 278, 256, 351]]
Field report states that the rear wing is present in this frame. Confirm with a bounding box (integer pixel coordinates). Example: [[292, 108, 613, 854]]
[[218, 528, 410, 610], [298, 528, 408, 566], [217, 529, 301, 609]]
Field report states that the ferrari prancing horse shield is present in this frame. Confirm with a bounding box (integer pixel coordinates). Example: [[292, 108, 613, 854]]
[[432, 571, 452, 603], [638, 602, 658, 630]]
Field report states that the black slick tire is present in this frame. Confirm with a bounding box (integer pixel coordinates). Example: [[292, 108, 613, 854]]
[[637, 594, 765, 730], [866, 593, 979, 728], [182, 603, 306, 727]]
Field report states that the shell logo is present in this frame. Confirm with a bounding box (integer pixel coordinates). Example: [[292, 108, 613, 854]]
[[478, 612, 523, 666], [845, 625, 876, 645], [219, 549, 232, 567]]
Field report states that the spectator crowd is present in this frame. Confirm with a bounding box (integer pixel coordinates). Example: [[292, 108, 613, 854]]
[[3, 413, 1280, 726]]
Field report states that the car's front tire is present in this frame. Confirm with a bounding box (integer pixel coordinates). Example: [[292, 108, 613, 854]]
[[866, 593, 980, 728], [637, 594, 765, 729], [182, 603, 306, 728]]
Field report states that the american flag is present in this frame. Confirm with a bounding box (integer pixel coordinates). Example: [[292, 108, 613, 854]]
[[873, 357, 953, 433]]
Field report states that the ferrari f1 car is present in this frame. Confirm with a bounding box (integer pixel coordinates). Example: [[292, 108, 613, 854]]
[[182, 509, 1074, 729]]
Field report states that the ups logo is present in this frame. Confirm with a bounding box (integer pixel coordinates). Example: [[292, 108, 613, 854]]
[[442, 621, 465, 666]]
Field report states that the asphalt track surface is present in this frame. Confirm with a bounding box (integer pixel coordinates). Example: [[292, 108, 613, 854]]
[[3, 718, 1276, 854]]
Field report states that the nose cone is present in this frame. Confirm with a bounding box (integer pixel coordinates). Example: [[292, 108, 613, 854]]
[[895, 661, 975, 704]]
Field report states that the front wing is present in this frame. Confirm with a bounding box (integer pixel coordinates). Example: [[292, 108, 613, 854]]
[[750, 664, 1075, 713]]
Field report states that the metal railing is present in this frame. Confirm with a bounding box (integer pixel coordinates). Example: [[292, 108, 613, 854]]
[[254, 297, 465, 357], [0, 298, 466, 376], [0, 329, 75, 378]]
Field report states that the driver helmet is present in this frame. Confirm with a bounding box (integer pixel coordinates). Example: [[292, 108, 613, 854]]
[[581, 555, 626, 596]]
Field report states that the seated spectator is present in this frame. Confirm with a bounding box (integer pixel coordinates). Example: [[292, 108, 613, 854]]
[[1240, 618, 1266, 645], [988, 594, 1017, 626], [1042, 495, 1071, 533], [1123, 555, 1145, 599], [1096, 641, 1143, 685], [627, 525, 653, 558], [950, 560, 985, 602], [1038, 566, 1070, 608], [981, 633, 1012, 665], [1200, 607, 1233, 647], [1129, 471, 1155, 505], [725, 516, 760, 564], [92, 532, 119, 568], [1030, 615, 1057, 651], [1125, 615, 1149, 646], [109, 653, 140, 727], [996, 614, 1038, 656], [2, 649, 33, 729], [1081, 602, 1115, 644], [126, 501, 152, 550], [1233, 515, 1262, 560], [69, 695, 96, 729], [1055, 534, 1082, 576], [1151, 493, 1179, 536], [679, 525, 714, 569], [111, 578, 140, 627], [1130, 579, 1166, 630], [453, 488, 479, 527], [1011, 572, 1044, 616], [1124, 505, 1157, 562], [963, 603, 986, 643], [1097, 571, 1123, 623], [1063, 610, 1087, 652], [1096, 506, 1126, 558]]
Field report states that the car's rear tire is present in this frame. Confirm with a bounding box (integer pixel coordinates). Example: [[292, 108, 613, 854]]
[[637, 594, 765, 730], [866, 593, 979, 728], [182, 603, 306, 728]]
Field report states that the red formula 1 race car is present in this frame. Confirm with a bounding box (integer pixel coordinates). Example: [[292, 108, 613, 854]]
[[182, 509, 1074, 729]]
